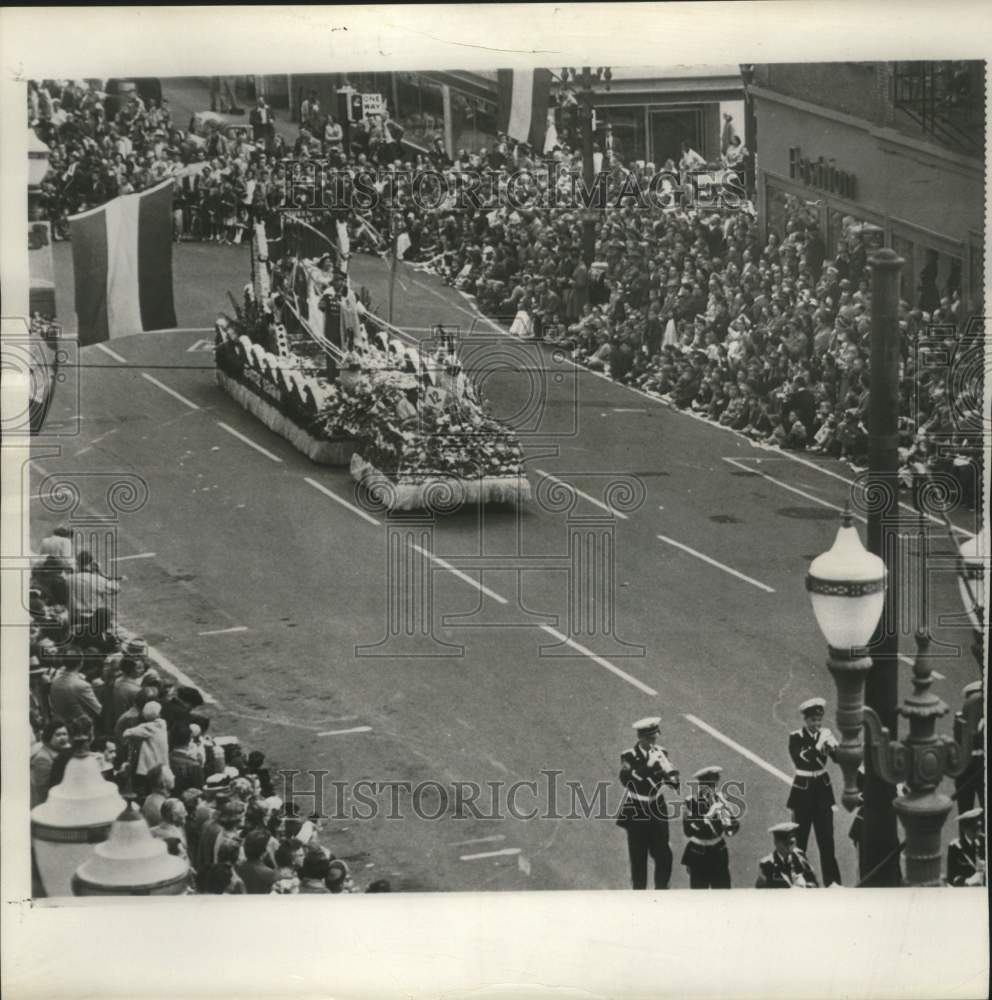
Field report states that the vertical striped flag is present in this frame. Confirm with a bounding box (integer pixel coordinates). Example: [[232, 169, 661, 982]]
[[496, 69, 552, 150], [69, 180, 177, 345]]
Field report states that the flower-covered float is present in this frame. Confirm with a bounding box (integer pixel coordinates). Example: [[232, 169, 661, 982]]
[[214, 221, 530, 510]]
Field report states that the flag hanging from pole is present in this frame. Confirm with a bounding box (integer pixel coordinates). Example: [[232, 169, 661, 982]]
[[496, 69, 552, 149], [68, 180, 177, 345]]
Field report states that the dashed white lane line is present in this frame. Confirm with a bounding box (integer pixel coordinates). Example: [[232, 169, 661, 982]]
[[409, 543, 509, 605], [216, 421, 284, 463], [141, 372, 200, 410], [683, 713, 791, 785], [147, 643, 217, 705], [460, 847, 522, 862], [113, 552, 157, 562], [534, 468, 630, 520], [317, 725, 374, 737], [95, 343, 128, 364], [303, 476, 381, 526], [539, 625, 658, 697], [723, 456, 865, 523], [450, 834, 506, 847], [657, 534, 776, 594], [197, 625, 249, 636]]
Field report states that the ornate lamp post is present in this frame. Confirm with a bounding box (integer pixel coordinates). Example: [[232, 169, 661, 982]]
[[806, 506, 887, 810], [807, 508, 982, 886], [72, 801, 190, 896], [30, 736, 126, 897]]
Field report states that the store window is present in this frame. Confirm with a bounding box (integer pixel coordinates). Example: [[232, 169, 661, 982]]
[[393, 73, 445, 149], [891, 234, 916, 304], [765, 184, 791, 239], [916, 245, 962, 313], [601, 107, 646, 164]]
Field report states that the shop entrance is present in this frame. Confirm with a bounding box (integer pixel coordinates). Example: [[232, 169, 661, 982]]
[[650, 108, 702, 167]]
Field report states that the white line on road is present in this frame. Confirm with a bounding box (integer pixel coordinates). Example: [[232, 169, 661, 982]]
[[317, 726, 373, 737], [113, 552, 157, 563], [723, 456, 865, 523], [539, 625, 658, 696], [450, 834, 507, 847], [534, 469, 629, 520], [410, 544, 509, 605], [303, 476, 381, 526], [460, 847, 522, 862], [197, 625, 249, 636], [147, 644, 217, 705], [141, 373, 200, 410], [657, 534, 776, 593], [95, 343, 128, 364], [683, 713, 791, 785], [216, 421, 284, 463]]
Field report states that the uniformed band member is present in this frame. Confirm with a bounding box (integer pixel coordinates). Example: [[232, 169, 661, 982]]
[[755, 821, 819, 888], [955, 680, 985, 815], [787, 697, 842, 886], [681, 765, 739, 888], [947, 808, 985, 887], [616, 717, 680, 890]]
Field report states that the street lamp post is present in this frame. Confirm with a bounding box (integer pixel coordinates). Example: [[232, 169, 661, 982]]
[[807, 509, 982, 886], [864, 246, 905, 886]]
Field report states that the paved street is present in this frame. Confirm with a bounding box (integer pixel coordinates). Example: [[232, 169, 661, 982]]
[[29, 236, 981, 893]]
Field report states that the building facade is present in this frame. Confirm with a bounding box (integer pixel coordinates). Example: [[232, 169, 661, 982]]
[[750, 62, 984, 314]]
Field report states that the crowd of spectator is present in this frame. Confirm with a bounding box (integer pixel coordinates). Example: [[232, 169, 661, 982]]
[[28, 525, 390, 895]]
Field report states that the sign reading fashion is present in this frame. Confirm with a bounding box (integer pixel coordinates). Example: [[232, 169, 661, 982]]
[[789, 146, 856, 200]]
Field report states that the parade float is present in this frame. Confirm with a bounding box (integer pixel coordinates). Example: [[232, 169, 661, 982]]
[[214, 220, 530, 510]]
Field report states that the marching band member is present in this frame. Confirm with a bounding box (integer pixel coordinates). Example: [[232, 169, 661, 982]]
[[681, 765, 739, 888], [947, 808, 985, 886], [616, 717, 680, 890], [756, 821, 819, 888], [787, 697, 842, 886]]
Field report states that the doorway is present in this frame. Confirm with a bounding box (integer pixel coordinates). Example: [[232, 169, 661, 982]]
[[650, 108, 703, 167]]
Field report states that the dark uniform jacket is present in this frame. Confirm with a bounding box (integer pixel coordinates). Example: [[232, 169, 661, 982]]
[[755, 848, 819, 888], [616, 744, 680, 825], [680, 792, 740, 866], [786, 726, 837, 811], [947, 835, 984, 886]]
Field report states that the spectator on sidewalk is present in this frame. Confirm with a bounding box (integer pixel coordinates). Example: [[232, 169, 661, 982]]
[[30, 719, 70, 807], [49, 649, 102, 726], [238, 829, 278, 894], [140, 764, 176, 826]]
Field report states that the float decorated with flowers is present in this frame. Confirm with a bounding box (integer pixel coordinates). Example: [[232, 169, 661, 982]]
[[214, 220, 530, 510]]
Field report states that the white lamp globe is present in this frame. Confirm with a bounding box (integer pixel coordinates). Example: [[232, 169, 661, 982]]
[[806, 507, 887, 653]]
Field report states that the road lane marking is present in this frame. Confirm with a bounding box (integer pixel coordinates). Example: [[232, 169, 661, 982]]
[[460, 847, 521, 861], [683, 713, 791, 785], [216, 421, 284, 463], [147, 644, 217, 705], [303, 476, 381, 526], [113, 552, 157, 562], [656, 534, 776, 593], [317, 725, 373, 736], [723, 456, 865, 523], [534, 469, 629, 520], [95, 343, 128, 364], [141, 373, 200, 410], [450, 834, 507, 847], [410, 544, 509, 605], [197, 625, 249, 636], [539, 625, 658, 696]]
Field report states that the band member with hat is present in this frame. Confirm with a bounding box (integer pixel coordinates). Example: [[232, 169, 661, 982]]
[[787, 697, 842, 886], [755, 822, 819, 888], [947, 808, 985, 886], [616, 717, 680, 889], [955, 680, 985, 815], [681, 765, 739, 888]]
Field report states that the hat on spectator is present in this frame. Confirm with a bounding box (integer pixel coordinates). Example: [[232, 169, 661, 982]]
[[962, 680, 982, 698], [125, 637, 148, 658], [204, 773, 231, 793], [958, 808, 983, 824]]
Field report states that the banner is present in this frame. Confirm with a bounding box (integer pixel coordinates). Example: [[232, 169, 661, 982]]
[[68, 180, 177, 345], [496, 68, 552, 149]]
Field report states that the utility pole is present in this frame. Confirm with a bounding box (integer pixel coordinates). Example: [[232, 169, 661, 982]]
[[863, 247, 905, 887]]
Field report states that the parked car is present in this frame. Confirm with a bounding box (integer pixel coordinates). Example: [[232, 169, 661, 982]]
[[185, 111, 254, 153]]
